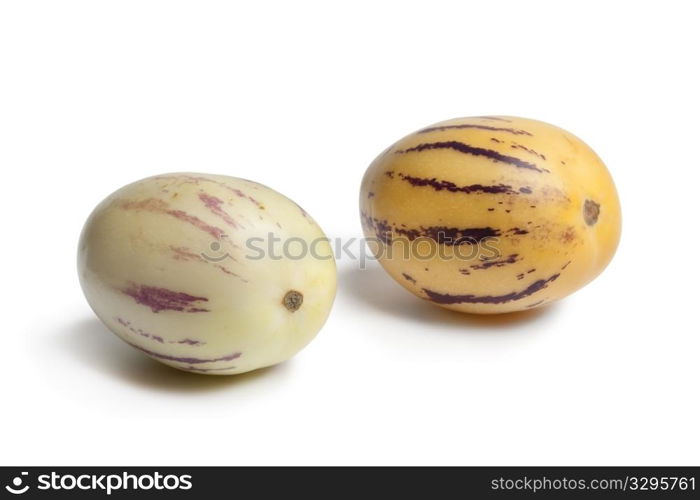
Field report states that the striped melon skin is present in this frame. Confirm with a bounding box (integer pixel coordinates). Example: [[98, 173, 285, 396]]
[[360, 116, 621, 314], [78, 173, 336, 374]]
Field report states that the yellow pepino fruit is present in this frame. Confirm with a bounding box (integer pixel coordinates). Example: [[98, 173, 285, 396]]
[[359, 116, 621, 314]]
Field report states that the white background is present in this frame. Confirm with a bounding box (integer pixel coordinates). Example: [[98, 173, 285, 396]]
[[1, 1, 698, 466]]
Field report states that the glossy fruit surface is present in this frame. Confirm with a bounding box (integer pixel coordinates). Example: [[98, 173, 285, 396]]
[[79, 173, 336, 374], [360, 116, 621, 314]]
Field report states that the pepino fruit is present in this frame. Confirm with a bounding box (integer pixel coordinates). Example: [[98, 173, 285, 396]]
[[360, 116, 621, 314], [78, 173, 336, 374]]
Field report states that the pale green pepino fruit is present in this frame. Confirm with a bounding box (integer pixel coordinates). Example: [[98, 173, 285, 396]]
[[78, 173, 337, 375]]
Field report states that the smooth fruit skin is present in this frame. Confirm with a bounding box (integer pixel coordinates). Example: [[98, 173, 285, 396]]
[[78, 173, 336, 374], [359, 116, 621, 314]]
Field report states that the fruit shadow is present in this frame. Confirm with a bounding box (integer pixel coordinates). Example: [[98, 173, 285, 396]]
[[60, 316, 292, 393], [338, 263, 561, 330]]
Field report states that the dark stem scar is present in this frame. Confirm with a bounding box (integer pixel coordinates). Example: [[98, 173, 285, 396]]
[[583, 199, 600, 226], [283, 290, 303, 312], [422, 273, 560, 305]]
